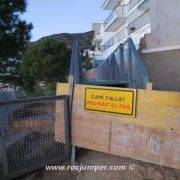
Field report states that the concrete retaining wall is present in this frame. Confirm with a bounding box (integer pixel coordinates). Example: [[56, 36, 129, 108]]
[[141, 49, 180, 92]]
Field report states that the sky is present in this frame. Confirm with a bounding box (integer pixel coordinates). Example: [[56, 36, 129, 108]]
[[23, 0, 109, 41]]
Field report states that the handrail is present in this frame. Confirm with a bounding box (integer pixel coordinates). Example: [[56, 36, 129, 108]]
[[70, 38, 148, 89], [93, 38, 128, 71], [69, 41, 75, 76], [128, 38, 148, 88], [128, 38, 148, 77], [102, 0, 109, 8], [69, 40, 82, 84], [88, 37, 148, 89]]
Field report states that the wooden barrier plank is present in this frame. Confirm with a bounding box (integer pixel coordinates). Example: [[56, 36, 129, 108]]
[[56, 83, 180, 169], [55, 100, 65, 142], [70, 83, 112, 153], [71, 116, 111, 153], [56, 83, 68, 96], [110, 123, 180, 169]]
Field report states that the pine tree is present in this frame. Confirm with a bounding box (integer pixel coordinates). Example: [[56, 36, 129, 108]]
[[0, 0, 32, 85], [20, 38, 71, 95]]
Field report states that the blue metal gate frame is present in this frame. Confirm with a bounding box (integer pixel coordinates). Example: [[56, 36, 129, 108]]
[[0, 95, 70, 180]]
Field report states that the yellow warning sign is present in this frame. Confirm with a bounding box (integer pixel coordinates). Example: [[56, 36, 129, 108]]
[[85, 87, 136, 117]]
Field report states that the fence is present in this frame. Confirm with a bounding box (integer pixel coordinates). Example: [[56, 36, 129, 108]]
[[0, 96, 70, 180], [104, 5, 126, 28]]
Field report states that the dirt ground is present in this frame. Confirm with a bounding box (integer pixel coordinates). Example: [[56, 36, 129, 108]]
[[20, 149, 180, 180]]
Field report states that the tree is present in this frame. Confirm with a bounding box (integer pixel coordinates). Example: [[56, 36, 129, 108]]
[[20, 38, 71, 95], [0, 0, 32, 85]]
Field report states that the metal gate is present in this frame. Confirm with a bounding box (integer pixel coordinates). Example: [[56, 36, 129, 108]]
[[0, 96, 70, 179]]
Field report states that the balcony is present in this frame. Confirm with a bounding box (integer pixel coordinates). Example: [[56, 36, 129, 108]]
[[127, 10, 150, 35], [127, 0, 149, 12], [101, 27, 127, 51], [137, 0, 149, 10], [102, 0, 123, 10], [92, 33, 102, 46], [104, 6, 126, 32]]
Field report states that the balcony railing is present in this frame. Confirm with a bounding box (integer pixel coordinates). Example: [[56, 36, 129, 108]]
[[128, 0, 144, 12], [102, 0, 123, 10], [93, 33, 102, 45], [127, 10, 149, 34], [103, 0, 148, 14], [101, 28, 127, 51], [90, 38, 149, 89], [101, 10, 150, 51], [104, 6, 126, 27], [104, 12, 114, 25], [102, 0, 109, 8]]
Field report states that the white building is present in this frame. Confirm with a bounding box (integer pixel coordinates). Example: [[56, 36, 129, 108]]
[[92, 0, 150, 59], [91, 0, 180, 91]]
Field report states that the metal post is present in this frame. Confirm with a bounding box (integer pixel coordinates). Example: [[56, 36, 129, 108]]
[[63, 97, 71, 161], [70, 41, 75, 76], [0, 109, 8, 177], [107, 56, 111, 80], [68, 41, 77, 165], [70, 146, 76, 166], [120, 46, 124, 81], [74, 40, 82, 84], [128, 41, 132, 87], [77, 45, 82, 83]]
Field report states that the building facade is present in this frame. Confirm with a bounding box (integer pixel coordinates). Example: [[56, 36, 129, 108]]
[[92, 0, 180, 91], [92, 0, 150, 59]]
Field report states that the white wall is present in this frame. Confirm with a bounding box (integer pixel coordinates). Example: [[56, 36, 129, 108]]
[[146, 0, 180, 49]]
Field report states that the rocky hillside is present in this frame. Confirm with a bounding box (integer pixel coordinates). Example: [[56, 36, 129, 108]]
[[31, 31, 94, 51]]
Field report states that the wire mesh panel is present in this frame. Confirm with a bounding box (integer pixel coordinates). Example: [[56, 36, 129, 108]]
[[122, 46, 130, 82], [0, 117, 4, 178], [0, 96, 70, 179]]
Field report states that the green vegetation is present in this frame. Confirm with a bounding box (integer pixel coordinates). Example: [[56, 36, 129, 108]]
[[0, 0, 33, 85], [0, 0, 93, 97], [20, 38, 71, 96]]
